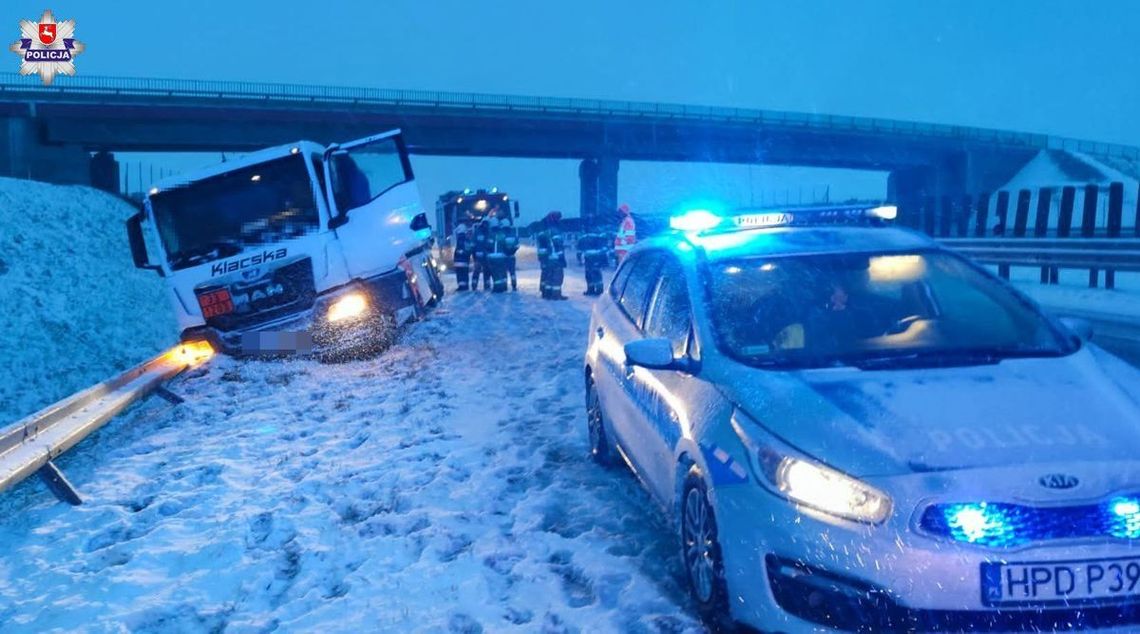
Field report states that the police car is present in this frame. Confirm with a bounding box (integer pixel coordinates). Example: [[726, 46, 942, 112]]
[[582, 204, 1140, 632]]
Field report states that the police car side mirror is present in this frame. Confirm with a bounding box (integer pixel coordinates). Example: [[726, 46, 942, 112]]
[[625, 338, 691, 372], [1059, 316, 1093, 342]]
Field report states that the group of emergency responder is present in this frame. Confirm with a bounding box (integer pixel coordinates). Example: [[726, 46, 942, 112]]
[[451, 208, 521, 293], [450, 204, 637, 300]]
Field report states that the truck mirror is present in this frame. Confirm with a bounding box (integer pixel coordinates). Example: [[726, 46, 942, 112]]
[[513, 200, 520, 218], [125, 211, 163, 275]]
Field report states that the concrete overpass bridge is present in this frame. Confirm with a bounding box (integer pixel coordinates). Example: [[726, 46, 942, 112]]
[[1, 73, 1138, 227]]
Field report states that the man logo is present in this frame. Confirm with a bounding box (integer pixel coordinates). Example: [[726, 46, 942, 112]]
[[1038, 473, 1079, 490]]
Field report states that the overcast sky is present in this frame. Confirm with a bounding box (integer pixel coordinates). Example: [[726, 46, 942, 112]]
[[9, 1, 1140, 220]]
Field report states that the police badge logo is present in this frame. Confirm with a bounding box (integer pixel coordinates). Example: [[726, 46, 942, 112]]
[[9, 10, 85, 85]]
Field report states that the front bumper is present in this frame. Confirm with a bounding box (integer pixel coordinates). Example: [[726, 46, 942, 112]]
[[714, 466, 1140, 633], [183, 267, 419, 357]]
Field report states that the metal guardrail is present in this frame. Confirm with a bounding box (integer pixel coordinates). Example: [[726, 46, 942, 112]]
[[942, 238, 1140, 272], [0, 341, 213, 503], [1, 72, 1134, 158]]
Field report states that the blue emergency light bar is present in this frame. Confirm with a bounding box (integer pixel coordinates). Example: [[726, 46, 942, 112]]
[[669, 203, 898, 234]]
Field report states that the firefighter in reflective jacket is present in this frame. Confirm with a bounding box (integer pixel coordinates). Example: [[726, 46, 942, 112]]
[[452, 222, 472, 291], [535, 211, 568, 300], [503, 219, 520, 291], [471, 219, 492, 291], [485, 217, 511, 293], [614, 203, 637, 262], [577, 226, 608, 296]]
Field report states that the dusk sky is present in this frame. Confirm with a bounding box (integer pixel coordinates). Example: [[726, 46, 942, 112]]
[[8, 1, 1140, 221]]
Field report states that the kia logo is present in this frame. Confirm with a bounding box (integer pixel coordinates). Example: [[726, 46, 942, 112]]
[[1039, 474, 1080, 490]]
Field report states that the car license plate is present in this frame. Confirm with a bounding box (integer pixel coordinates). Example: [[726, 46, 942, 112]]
[[981, 557, 1140, 607]]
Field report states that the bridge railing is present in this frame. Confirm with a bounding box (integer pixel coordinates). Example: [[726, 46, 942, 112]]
[[4, 73, 1129, 156]]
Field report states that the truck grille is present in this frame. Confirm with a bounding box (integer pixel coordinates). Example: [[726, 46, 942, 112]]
[[195, 258, 316, 332]]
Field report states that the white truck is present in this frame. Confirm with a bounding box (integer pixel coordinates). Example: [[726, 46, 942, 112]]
[[126, 129, 444, 359]]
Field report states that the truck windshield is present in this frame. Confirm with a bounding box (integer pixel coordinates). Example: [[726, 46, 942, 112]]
[[707, 250, 1077, 370], [150, 154, 319, 271]]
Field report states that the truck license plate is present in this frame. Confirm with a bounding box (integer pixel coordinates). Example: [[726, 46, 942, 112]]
[[197, 289, 234, 318], [981, 557, 1140, 606]]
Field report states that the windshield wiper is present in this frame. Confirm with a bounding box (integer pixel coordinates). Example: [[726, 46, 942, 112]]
[[849, 345, 1066, 370]]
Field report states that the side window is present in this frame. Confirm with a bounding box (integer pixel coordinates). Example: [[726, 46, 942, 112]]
[[618, 252, 663, 327], [328, 136, 410, 213], [609, 257, 635, 300], [645, 259, 692, 356]]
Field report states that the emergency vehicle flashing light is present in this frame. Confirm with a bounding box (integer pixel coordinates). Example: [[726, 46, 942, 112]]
[[669, 203, 899, 235]]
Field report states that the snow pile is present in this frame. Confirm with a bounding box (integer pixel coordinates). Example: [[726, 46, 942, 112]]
[[0, 267, 704, 633], [0, 178, 176, 424]]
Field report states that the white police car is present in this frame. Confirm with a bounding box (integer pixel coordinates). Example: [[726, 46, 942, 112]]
[[582, 204, 1140, 632]]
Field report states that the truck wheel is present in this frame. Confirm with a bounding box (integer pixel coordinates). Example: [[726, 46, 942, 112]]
[[317, 313, 395, 363], [680, 469, 730, 627], [586, 378, 616, 466]]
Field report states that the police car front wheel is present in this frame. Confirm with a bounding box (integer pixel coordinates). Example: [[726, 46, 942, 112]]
[[681, 470, 730, 625], [585, 379, 616, 466]]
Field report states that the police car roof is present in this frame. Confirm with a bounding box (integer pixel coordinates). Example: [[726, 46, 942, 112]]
[[649, 225, 937, 262]]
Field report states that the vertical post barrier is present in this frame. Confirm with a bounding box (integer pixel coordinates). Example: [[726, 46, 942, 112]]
[[1058, 186, 1076, 238], [994, 191, 1011, 279], [922, 196, 936, 235], [1034, 187, 1053, 283], [956, 195, 972, 237], [1106, 181, 1124, 289], [1013, 189, 1031, 237], [1082, 184, 1099, 287], [1135, 183, 1140, 238], [973, 192, 991, 238], [938, 196, 953, 237]]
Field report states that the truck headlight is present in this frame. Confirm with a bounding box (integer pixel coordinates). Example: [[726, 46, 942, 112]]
[[327, 292, 369, 323], [732, 410, 891, 524]]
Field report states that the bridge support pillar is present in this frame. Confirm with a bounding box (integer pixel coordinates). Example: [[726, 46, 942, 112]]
[[89, 151, 119, 193], [0, 117, 91, 186], [579, 159, 599, 227], [579, 157, 619, 229]]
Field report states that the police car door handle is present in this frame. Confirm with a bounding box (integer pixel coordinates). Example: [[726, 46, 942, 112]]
[[596, 327, 605, 339]]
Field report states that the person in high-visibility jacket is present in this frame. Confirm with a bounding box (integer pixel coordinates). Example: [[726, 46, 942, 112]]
[[577, 226, 608, 296], [535, 211, 568, 300], [503, 219, 520, 291], [614, 203, 637, 262], [471, 219, 492, 291], [485, 217, 511, 293], [452, 222, 472, 291]]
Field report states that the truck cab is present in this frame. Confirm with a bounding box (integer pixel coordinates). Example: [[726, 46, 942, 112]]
[[127, 129, 444, 358]]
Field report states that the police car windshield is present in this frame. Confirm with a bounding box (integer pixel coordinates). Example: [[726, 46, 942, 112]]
[[708, 250, 1076, 370], [151, 154, 319, 271]]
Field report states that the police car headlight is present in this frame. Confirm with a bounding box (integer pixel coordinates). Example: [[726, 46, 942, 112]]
[[731, 410, 891, 524], [327, 292, 369, 323]]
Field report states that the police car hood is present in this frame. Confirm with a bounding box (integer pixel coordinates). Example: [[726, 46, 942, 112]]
[[720, 345, 1140, 477]]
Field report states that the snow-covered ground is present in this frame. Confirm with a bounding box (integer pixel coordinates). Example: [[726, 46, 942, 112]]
[[0, 265, 704, 633], [1006, 267, 1140, 320], [0, 179, 176, 424]]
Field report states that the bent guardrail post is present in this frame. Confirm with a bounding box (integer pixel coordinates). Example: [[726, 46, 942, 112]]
[[0, 341, 213, 504]]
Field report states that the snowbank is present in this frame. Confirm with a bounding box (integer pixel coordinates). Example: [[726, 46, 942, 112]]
[[0, 178, 176, 423]]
